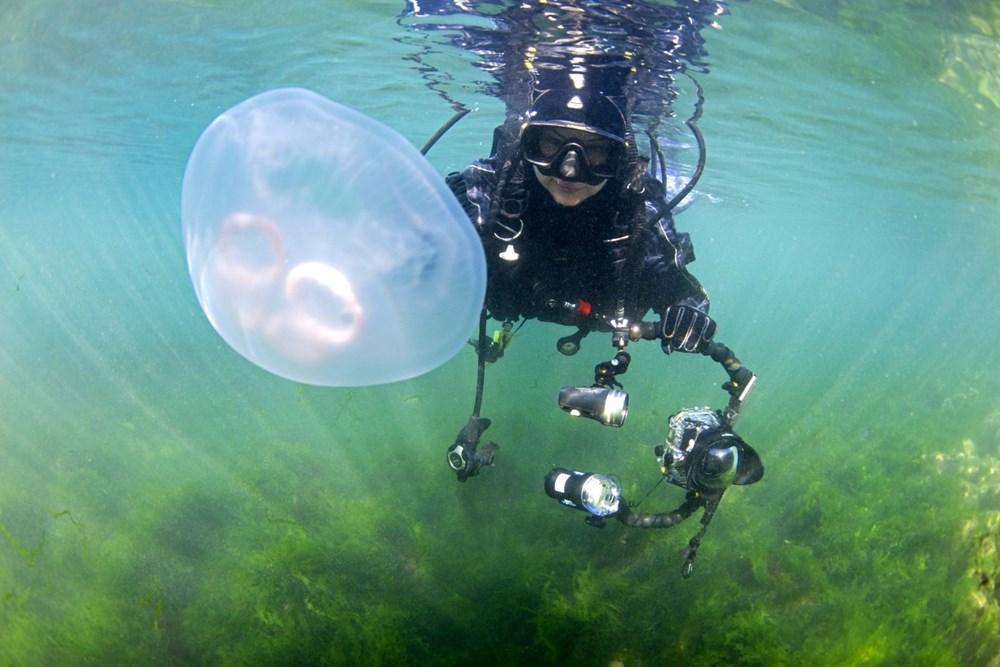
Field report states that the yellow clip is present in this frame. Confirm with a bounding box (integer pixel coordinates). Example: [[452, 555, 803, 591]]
[[492, 322, 515, 349]]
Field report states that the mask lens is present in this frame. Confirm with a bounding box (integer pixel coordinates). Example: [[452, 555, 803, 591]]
[[532, 127, 566, 160]]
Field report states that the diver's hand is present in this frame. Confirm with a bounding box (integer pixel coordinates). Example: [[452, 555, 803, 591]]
[[660, 305, 716, 353]]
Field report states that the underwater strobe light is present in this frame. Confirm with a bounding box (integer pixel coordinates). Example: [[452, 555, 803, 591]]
[[558, 386, 629, 427], [544, 468, 622, 520]]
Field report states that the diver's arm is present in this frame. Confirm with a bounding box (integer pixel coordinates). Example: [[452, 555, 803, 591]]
[[635, 209, 717, 353]]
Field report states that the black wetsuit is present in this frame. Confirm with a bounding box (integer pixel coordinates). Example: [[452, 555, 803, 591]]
[[447, 146, 710, 331]]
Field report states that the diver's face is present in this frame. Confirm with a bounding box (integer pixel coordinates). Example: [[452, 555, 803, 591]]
[[532, 165, 607, 207], [523, 125, 619, 206]]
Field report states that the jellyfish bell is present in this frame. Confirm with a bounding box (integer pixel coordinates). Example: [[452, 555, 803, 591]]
[[182, 88, 486, 386]]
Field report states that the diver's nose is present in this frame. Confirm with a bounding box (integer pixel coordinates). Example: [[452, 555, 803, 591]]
[[559, 149, 580, 180]]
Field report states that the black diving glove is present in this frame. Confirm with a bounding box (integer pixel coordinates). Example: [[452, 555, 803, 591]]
[[660, 305, 717, 354]]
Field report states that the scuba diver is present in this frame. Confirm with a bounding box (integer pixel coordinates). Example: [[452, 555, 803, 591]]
[[440, 70, 763, 576], [445, 79, 721, 475], [402, 0, 764, 576]]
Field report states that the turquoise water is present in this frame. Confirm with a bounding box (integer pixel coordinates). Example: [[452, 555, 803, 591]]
[[2, 1, 999, 664]]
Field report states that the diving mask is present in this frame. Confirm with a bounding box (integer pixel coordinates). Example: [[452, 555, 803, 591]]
[[522, 125, 625, 184]]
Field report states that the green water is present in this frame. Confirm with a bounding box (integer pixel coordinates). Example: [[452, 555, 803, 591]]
[[1, 0, 999, 664]]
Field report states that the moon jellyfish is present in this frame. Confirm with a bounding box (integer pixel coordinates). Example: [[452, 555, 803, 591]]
[[181, 88, 486, 386]]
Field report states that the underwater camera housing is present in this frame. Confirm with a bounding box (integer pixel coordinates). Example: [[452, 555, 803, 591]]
[[656, 407, 763, 492]]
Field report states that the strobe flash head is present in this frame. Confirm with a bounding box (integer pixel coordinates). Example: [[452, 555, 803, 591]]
[[558, 386, 628, 427], [544, 468, 622, 517]]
